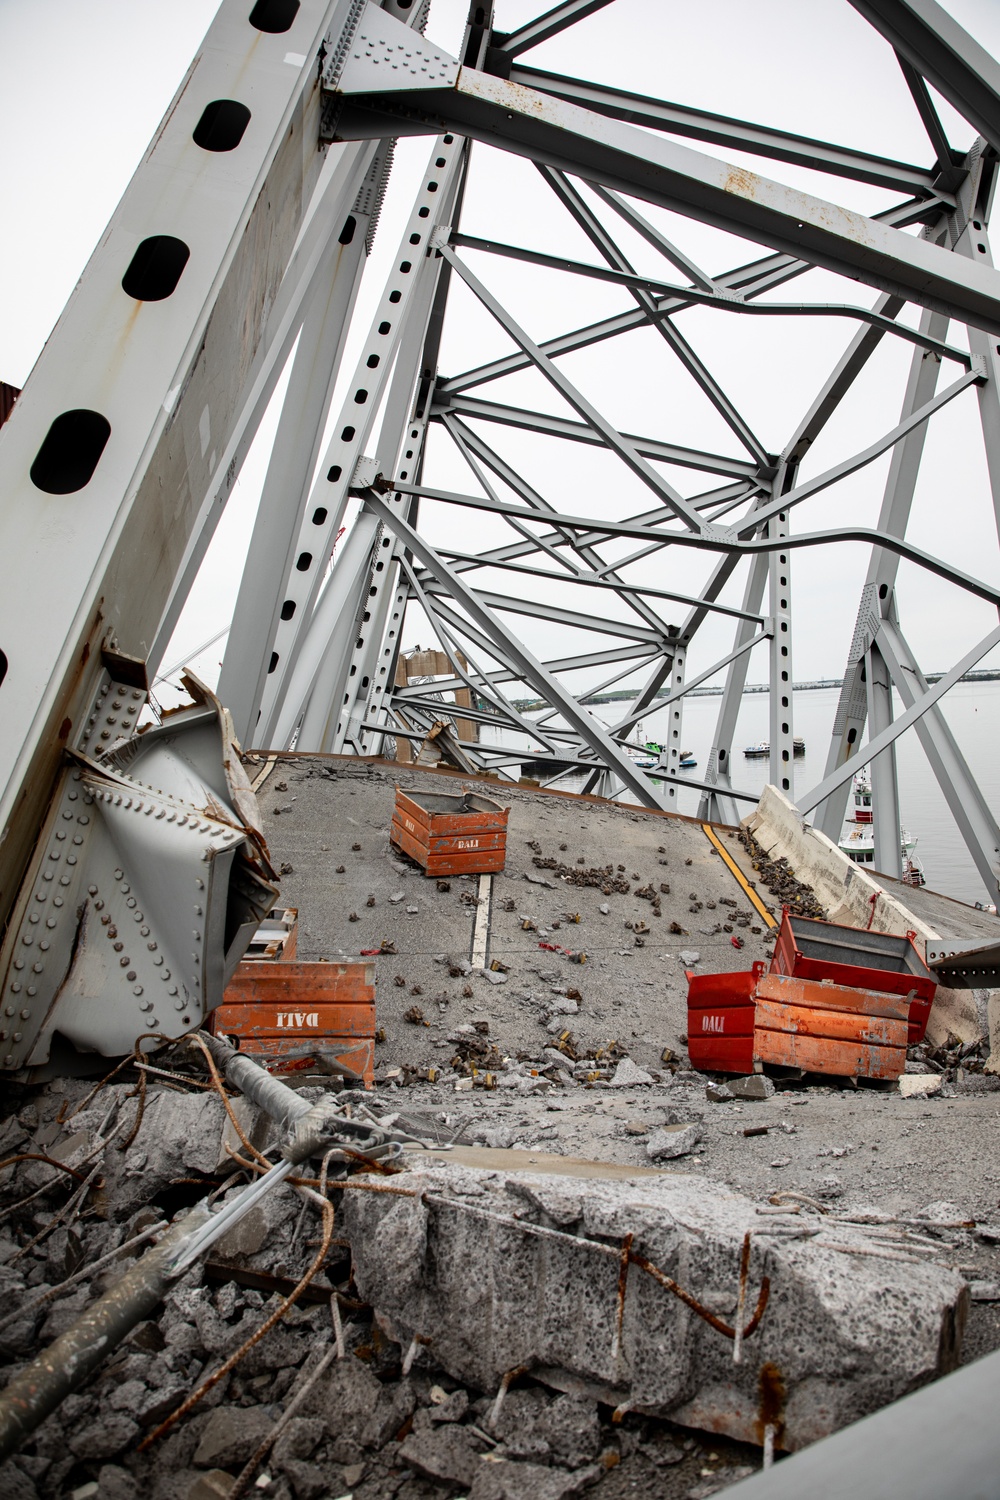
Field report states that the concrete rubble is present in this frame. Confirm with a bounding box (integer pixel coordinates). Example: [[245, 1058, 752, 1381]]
[[0, 756, 999, 1499], [342, 1160, 967, 1451]]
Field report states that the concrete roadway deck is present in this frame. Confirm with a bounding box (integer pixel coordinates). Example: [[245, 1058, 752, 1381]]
[[250, 754, 1000, 1376]]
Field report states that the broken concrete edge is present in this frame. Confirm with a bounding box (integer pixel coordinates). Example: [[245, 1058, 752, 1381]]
[[744, 786, 995, 1059], [241, 747, 735, 833], [342, 1158, 969, 1455], [722, 1343, 1000, 1500]]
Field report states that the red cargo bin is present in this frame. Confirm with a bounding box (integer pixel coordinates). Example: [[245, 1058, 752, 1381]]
[[687, 963, 910, 1081], [686, 964, 762, 1074], [390, 787, 509, 876], [770, 907, 936, 1043]]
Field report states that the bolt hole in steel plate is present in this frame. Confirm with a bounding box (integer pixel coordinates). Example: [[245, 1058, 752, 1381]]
[[30, 411, 111, 494]]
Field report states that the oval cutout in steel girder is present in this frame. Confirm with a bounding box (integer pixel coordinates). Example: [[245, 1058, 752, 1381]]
[[193, 100, 251, 153], [249, 0, 300, 33], [121, 236, 190, 302], [30, 410, 112, 494]]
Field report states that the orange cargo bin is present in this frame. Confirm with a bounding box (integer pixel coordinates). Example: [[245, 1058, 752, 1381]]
[[390, 786, 509, 876], [208, 958, 376, 1086], [753, 972, 909, 1080], [770, 907, 935, 1044]]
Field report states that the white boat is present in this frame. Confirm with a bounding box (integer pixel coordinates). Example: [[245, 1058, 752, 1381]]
[[744, 737, 805, 758], [838, 769, 925, 884]]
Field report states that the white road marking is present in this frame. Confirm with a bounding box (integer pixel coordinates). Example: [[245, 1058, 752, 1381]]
[[471, 873, 493, 968]]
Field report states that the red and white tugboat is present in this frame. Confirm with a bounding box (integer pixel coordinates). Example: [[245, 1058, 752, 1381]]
[[839, 769, 925, 885]]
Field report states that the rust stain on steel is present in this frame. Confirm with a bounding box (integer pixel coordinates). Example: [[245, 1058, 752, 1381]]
[[467, 71, 567, 123], [755, 1360, 787, 1449], [628, 1246, 770, 1343], [723, 165, 762, 201], [0, 381, 19, 431], [611, 1231, 633, 1363]]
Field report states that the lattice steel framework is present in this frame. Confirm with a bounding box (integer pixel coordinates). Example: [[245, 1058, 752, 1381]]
[[2, 0, 1000, 1068]]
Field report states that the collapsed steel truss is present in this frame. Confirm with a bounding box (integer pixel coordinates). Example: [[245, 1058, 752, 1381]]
[[2, 0, 1000, 1067]]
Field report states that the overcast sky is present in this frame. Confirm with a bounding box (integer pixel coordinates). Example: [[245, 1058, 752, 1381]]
[[2, 0, 1000, 712]]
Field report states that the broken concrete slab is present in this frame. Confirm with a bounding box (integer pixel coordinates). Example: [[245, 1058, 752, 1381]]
[[397, 1424, 486, 1486], [646, 1124, 703, 1160], [342, 1161, 967, 1452], [469, 1457, 601, 1499], [193, 1407, 274, 1469], [727, 1075, 776, 1101], [899, 1074, 942, 1098], [609, 1058, 654, 1087], [491, 1387, 601, 1467]]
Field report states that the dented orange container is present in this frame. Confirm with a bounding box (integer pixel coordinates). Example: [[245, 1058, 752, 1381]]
[[209, 958, 375, 1085], [770, 907, 935, 1043], [687, 966, 908, 1081], [390, 787, 509, 876], [753, 972, 909, 1079]]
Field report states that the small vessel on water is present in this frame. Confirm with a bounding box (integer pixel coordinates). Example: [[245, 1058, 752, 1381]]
[[744, 737, 805, 758], [839, 769, 925, 885], [627, 728, 697, 771], [627, 724, 659, 769]]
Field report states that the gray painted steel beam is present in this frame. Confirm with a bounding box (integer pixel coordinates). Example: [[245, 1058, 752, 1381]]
[[435, 551, 765, 624], [865, 643, 904, 879], [507, 64, 944, 195], [798, 622, 1000, 815], [447, 230, 975, 366], [435, 242, 709, 532], [537, 166, 770, 463], [216, 150, 376, 745], [332, 39, 1000, 333], [392, 480, 1000, 607], [850, 0, 1000, 155], [495, 0, 619, 59], [436, 192, 948, 397], [433, 394, 758, 478], [814, 303, 950, 842], [0, 0, 351, 938], [877, 621, 1000, 897], [363, 491, 667, 808]]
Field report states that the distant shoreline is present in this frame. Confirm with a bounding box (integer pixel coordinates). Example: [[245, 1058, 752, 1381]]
[[511, 669, 1000, 712]]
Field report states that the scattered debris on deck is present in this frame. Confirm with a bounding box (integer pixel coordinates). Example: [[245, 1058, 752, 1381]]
[[1, 756, 999, 1500]]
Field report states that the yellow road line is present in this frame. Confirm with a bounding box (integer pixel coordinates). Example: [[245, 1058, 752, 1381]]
[[702, 823, 777, 929]]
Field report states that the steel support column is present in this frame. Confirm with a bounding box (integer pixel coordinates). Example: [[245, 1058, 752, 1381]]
[[865, 642, 904, 878], [877, 621, 1000, 897]]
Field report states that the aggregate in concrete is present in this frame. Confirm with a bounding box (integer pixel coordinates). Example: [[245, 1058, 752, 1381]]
[[344, 1159, 968, 1450]]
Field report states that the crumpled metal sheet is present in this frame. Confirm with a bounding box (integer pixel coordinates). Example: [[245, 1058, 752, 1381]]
[[0, 671, 277, 1073]]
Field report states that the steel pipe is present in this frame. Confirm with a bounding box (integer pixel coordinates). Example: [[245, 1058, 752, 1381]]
[[0, 1208, 208, 1465]]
